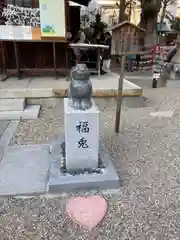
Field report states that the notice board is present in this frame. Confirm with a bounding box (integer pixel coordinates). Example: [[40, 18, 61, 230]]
[[39, 0, 66, 39]]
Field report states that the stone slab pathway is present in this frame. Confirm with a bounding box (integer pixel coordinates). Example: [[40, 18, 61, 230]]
[[0, 121, 9, 137], [0, 121, 19, 160], [0, 144, 50, 196]]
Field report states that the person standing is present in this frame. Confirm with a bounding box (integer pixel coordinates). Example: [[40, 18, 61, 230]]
[[136, 53, 141, 70], [127, 53, 136, 72], [102, 32, 112, 73]]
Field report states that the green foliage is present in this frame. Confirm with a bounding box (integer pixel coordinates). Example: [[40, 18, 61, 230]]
[[42, 25, 55, 33]]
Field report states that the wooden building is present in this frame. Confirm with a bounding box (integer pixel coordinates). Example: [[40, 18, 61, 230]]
[[111, 21, 145, 56], [0, 0, 89, 80]]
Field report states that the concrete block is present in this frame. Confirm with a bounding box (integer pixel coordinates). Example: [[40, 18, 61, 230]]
[[0, 89, 26, 99], [22, 105, 40, 120], [0, 110, 22, 120], [0, 105, 40, 120], [0, 144, 50, 196], [0, 98, 25, 111]]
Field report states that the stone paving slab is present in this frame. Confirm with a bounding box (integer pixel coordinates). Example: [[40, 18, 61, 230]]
[[0, 121, 10, 160], [0, 98, 25, 112], [0, 121, 9, 137], [21, 105, 40, 120], [0, 111, 22, 120], [0, 121, 19, 149], [0, 121, 18, 161], [0, 105, 40, 120], [0, 144, 50, 196]]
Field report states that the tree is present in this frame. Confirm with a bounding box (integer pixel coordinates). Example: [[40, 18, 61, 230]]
[[116, 0, 137, 23], [139, 0, 162, 46], [116, 0, 126, 23], [160, 0, 177, 24]]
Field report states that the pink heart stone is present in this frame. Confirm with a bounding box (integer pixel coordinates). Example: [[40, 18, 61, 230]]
[[66, 196, 108, 231]]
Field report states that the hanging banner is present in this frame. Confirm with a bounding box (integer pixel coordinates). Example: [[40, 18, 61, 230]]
[[39, 0, 66, 38]]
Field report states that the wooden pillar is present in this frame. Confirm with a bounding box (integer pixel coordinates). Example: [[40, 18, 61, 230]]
[[1, 41, 8, 81], [32, 0, 35, 8], [53, 42, 57, 79], [65, 0, 70, 72], [13, 41, 21, 80]]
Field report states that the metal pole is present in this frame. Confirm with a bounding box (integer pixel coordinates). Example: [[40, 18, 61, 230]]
[[115, 33, 128, 133]]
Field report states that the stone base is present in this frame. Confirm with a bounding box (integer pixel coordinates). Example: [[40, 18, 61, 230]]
[[48, 136, 120, 193], [0, 139, 119, 196]]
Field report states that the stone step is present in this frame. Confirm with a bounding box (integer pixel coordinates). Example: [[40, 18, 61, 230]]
[[166, 80, 180, 88], [0, 98, 25, 112], [0, 105, 40, 120], [0, 75, 142, 98]]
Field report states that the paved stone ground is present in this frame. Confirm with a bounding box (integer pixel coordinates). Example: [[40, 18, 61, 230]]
[[0, 121, 9, 137], [0, 121, 10, 158], [1, 88, 180, 239], [115, 69, 153, 89]]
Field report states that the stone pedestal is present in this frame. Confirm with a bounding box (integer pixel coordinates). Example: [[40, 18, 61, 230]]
[[64, 98, 100, 170]]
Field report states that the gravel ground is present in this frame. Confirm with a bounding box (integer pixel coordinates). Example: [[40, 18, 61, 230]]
[[3, 88, 180, 239], [10, 98, 120, 146]]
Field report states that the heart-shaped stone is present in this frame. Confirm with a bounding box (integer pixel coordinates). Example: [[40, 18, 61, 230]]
[[66, 196, 107, 231]]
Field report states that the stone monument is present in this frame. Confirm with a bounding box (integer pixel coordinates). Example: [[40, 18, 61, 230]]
[[49, 64, 119, 192], [66, 64, 99, 170]]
